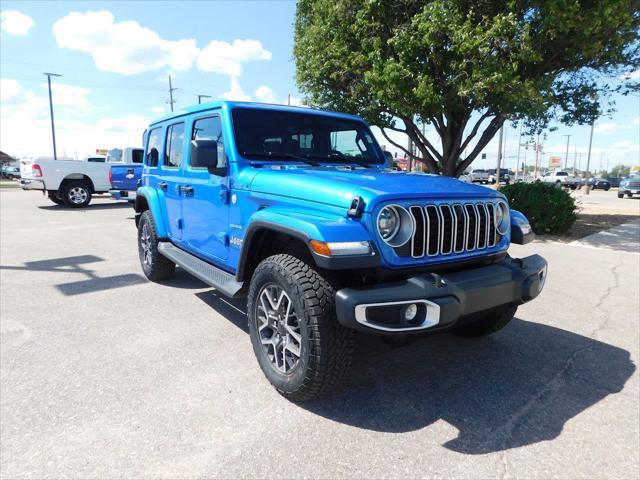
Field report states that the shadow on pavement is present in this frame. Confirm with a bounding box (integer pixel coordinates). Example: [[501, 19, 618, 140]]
[[37, 201, 132, 211], [0, 254, 146, 296], [301, 319, 635, 454], [193, 291, 634, 453]]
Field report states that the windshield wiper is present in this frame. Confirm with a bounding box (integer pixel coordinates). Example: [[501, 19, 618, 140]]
[[317, 153, 375, 168], [241, 151, 321, 167]]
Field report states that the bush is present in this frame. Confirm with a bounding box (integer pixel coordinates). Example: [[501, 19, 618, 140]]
[[500, 182, 578, 234]]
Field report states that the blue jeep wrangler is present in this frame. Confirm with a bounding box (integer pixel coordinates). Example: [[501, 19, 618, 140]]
[[134, 102, 547, 400]]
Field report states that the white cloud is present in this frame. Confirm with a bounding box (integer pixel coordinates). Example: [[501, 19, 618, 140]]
[[39, 82, 91, 109], [1, 10, 34, 35], [219, 77, 251, 102], [150, 106, 165, 113], [0, 78, 22, 101], [594, 122, 617, 135], [53, 11, 198, 75], [620, 70, 640, 81], [254, 85, 275, 103], [52, 11, 271, 77], [197, 39, 271, 76]]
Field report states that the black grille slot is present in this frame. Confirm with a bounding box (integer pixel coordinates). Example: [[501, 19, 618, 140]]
[[477, 205, 487, 249], [453, 204, 466, 252], [486, 203, 496, 246], [440, 205, 454, 254], [425, 206, 440, 255], [465, 204, 477, 250], [410, 206, 425, 257]]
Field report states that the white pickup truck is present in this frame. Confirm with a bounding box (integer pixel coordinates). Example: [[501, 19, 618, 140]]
[[20, 148, 142, 207], [539, 170, 581, 189]]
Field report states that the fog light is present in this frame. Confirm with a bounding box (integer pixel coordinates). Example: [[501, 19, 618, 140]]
[[404, 303, 418, 321]]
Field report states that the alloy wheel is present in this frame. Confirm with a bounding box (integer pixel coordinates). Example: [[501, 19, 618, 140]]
[[140, 223, 152, 267], [256, 283, 302, 374], [68, 187, 88, 205]]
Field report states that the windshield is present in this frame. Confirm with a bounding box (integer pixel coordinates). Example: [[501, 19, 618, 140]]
[[232, 108, 384, 164]]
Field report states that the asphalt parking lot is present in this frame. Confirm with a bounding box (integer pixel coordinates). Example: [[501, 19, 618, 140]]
[[1, 189, 639, 479]]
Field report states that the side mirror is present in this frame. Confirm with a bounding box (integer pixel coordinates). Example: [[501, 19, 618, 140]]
[[190, 139, 219, 168]]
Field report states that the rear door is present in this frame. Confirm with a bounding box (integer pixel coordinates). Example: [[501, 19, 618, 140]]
[[180, 113, 230, 261], [160, 122, 186, 241]]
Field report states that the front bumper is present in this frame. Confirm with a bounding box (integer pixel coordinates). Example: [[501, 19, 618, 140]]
[[335, 254, 547, 334]]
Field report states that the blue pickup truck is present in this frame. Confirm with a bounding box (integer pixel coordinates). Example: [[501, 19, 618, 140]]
[[108, 147, 144, 202], [134, 101, 547, 400]]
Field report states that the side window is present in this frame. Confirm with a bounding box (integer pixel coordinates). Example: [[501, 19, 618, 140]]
[[331, 129, 369, 157], [146, 127, 162, 167], [191, 116, 226, 168], [164, 123, 185, 168], [132, 149, 143, 164]]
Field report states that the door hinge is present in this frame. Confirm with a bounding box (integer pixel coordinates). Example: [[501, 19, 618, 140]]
[[175, 218, 183, 230], [219, 187, 229, 204], [216, 232, 229, 246]]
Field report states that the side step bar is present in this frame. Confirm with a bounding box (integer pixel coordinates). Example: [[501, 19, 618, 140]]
[[158, 242, 244, 297]]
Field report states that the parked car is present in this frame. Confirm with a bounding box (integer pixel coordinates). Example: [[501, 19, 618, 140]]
[[586, 178, 611, 190], [487, 168, 512, 185], [539, 170, 581, 189], [617, 175, 640, 198], [133, 101, 547, 401], [20, 149, 140, 207], [1, 166, 21, 179], [469, 169, 489, 184], [606, 177, 623, 188], [107, 147, 144, 202]]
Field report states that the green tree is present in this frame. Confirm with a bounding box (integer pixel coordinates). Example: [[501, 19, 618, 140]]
[[610, 164, 631, 177], [294, 0, 639, 176]]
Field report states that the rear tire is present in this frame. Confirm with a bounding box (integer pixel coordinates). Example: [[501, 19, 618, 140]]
[[47, 191, 64, 205], [452, 305, 517, 338], [247, 254, 354, 401], [61, 181, 92, 208], [137, 210, 175, 281], [627, 193, 633, 198]]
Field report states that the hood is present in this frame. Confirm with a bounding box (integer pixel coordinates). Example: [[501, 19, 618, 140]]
[[249, 166, 502, 211]]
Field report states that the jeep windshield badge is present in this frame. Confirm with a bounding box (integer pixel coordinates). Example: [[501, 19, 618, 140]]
[[134, 101, 547, 402]]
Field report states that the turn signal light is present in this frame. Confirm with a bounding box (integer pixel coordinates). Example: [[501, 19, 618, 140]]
[[309, 240, 371, 257]]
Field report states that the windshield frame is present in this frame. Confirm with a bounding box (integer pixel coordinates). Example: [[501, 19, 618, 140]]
[[230, 106, 385, 166]]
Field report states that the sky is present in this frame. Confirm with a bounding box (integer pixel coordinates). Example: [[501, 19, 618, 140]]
[[1, 0, 639, 173]]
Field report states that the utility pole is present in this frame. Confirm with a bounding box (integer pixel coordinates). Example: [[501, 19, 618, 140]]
[[43, 72, 61, 160], [197, 94, 211, 104], [515, 122, 522, 181], [534, 133, 541, 179], [496, 123, 504, 185], [583, 121, 595, 194], [287, 94, 291, 106], [167, 75, 177, 112], [562, 134, 571, 169]]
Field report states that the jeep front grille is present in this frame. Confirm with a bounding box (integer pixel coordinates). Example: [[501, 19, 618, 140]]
[[398, 201, 500, 258]]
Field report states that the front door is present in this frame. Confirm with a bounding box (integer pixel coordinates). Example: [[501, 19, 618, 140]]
[[181, 113, 230, 261]]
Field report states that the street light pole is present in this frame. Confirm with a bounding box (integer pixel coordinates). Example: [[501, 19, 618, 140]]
[[43, 72, 61, 161], [582, 121, 595, 194], [562, 134, 571, 169], [198, 94, 212, 104], [496, 123, 504, 185]]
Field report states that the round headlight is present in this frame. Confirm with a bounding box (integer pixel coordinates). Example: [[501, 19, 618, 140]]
[[377, 205, 414, 247], [378, 206, 400, 240], [495, 202, 510, 235]]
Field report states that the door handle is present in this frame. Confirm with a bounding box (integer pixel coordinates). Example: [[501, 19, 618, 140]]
[[180, 185, 194, 195], [158, 181, 168, 190]]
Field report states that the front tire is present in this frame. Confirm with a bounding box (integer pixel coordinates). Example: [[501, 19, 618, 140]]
[[452, 305, 517, 337], [618, 192, 624, 199], [61, 181, 92, 208], [137, 210, 175, 281], [247, 254, 354, 401]]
